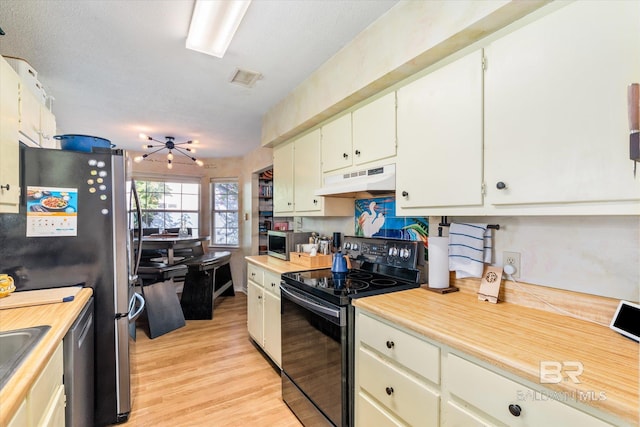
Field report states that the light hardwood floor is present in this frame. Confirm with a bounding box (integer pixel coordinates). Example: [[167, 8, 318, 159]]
[[124, 292, 302, 427]]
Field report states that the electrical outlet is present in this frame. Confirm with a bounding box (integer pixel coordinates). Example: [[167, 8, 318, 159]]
[[503, 251, 521, 278]]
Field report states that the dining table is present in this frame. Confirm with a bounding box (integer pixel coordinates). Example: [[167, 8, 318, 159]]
[[138, 234, 210, 265]]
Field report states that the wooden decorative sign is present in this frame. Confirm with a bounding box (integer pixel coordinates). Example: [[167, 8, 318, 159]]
[[478, 266, 503, 304]]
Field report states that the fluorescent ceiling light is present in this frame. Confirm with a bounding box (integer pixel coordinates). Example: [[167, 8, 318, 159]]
[[186, 0, 251, 58]]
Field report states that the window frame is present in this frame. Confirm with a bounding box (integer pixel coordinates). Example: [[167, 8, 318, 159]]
[[210, 177, 240, 248], [132, 175, 201, 236]]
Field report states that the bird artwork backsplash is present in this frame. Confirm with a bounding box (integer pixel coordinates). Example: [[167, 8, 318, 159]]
[[354, 197, 428, 257]]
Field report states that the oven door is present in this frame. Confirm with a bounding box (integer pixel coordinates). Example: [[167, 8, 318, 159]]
[[280, 283, 347, 427]]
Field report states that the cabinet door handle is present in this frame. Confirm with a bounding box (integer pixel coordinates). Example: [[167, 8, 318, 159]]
[[386, 340, 395, 349], [385, 386, 394, 396], [257, 295, 262, 300], [0, 184, 9, 191], [313, 199, 318, 204], [496, 181, 507, 190], [343, 153, 349, 159], [355, 149, 361, 156], [508, 404, 522, 417], [401, 191, 408, 198]]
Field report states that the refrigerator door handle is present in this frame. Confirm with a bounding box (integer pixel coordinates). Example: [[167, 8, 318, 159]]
[[131, 180, 143, 277], [128, 292, 145, 322]]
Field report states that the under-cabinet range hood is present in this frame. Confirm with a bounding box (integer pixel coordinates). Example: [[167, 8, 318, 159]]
[[314, 164, 395, 196]]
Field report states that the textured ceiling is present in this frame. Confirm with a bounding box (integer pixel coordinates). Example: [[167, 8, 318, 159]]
[[0, 0, 398, 158]]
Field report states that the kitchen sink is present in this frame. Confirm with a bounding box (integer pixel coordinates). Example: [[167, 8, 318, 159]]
[[0, 325, 51, 389]]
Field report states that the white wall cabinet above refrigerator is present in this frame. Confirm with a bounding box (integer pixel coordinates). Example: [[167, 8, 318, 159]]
[[396, 49, 484, 216], [18, 84, 57, 149], [484, 0, 640, 214]]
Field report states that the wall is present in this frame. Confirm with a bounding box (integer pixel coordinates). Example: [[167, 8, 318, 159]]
[[131, 145, 273, 293], [297, 213, 639, 302], [261, 0, 549, 146]]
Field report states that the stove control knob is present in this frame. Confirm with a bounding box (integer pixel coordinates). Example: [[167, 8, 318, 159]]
[[344, 242, 351, 250], [389, 247, 398, 256], [400, 248, 411, 259], [351, 243, 359, 251]]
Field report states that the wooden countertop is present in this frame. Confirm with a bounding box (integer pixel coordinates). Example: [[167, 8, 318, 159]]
[[352, 287, 639, 424], [0, 287, 93, 426], [245, 255, 328, 274]]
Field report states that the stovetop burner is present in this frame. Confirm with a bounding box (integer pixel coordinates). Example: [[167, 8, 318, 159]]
[[370, 278, 397, 286], [347, 272, 372, 281]]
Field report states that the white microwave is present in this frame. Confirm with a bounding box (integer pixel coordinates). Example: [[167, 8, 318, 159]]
[[267, 230, 312, 261]]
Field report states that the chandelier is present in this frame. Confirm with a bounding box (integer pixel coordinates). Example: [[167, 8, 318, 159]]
[[133, 133, 204, 169]]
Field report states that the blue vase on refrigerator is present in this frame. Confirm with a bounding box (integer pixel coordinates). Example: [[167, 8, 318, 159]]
[[0, 145, 144, 426]]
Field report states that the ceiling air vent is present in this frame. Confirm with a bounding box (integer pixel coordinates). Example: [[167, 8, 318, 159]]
[[229, 68, 262, 88]]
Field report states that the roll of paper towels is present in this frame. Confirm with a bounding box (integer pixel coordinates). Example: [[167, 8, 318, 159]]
[[428, 237, 450, 289]]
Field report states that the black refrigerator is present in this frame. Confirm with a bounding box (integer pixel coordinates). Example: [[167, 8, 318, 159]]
[[0, 145, 144, 426]]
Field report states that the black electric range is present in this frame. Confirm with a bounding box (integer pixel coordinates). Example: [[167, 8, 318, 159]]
[[279, 236, 426, 427]]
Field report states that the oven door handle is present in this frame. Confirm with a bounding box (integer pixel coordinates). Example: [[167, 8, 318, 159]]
[[280, 285, 341, 320]]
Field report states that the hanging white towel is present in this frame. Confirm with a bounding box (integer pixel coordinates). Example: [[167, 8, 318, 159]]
[[448, 223, 492, 278]]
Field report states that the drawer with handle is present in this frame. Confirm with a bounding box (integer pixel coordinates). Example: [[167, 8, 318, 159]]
[[358, 347, 439, 427], [264, 270, 281, 297], [358, 312, 440, 384], [247, 263, 264, 287], [446, 353, 614, 426]]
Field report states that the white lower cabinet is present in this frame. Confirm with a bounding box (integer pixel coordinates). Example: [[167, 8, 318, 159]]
[[262, 270, 282, 366], [247, 280, 264, 345], [355, 311, 440, 427], [246, 262, 282, 367], [355, 309, 620, 427], [7, 399, 27, 427], [24, 342, 65, 427]]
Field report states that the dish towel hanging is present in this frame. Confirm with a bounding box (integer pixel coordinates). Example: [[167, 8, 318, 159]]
[[448, 223, 492, 278]]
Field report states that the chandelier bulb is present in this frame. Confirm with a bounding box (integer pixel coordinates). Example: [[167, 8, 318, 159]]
[[134, 155, 143, 163], [139, 133, 152, 140], [167, 152, 174, 161], [192, 139, 199, 145], [195, 159, 204, 167], [167, 159, 173, 169]]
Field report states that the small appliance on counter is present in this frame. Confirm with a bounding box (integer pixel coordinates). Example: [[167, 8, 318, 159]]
[[267, 230, 312, 261]]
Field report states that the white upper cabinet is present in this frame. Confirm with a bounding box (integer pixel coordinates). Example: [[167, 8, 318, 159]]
[[273, 141, 294, 215], [273, 132, 353, 217], [0, 56, 20, 213], [294, 129, 323, 212], [484, 0, 640, 213], [396, 49, 484, 214], [321, 113, 352, 173], [352, 91, 397, 167]]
